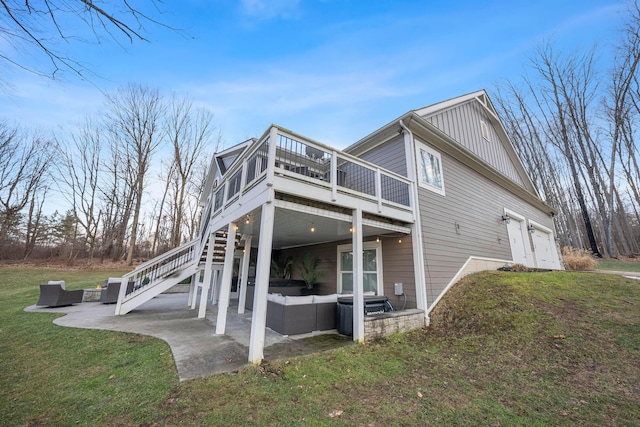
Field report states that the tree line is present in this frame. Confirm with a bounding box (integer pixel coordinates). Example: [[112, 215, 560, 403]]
[[0, 84, 221, 265], [494, 2, 640, 258]]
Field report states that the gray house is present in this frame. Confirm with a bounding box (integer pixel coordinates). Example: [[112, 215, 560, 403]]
[[113, 90, 562, 364]]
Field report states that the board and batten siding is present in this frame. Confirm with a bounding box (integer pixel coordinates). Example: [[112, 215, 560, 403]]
[[356, 134, 408, 177], [415, 136, 557, 309], [423, 101, 525, 187]]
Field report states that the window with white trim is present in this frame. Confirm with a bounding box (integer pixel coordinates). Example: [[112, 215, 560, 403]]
[[415, 142, 445, 195], [481, 120, 490, 141], [337, 241, 383, 295]]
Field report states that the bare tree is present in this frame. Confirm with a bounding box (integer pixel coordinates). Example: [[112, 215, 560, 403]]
[[104, 84, 164, 265], [165, 97, 216, 247], [23, 188, 48, 259], [494, 1, 640, 258], [57, 119, 103, 264], [0, 0, 170, 82], [0, 124, 54, 244]]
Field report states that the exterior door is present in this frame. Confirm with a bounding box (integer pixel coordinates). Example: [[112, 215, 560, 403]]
[[337, 241, 383, 295], [531, 228, 561, 269], [506, 217, 532, 266]]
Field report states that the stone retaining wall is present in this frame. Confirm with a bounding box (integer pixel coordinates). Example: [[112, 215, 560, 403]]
[[364, 309, 425, 341]]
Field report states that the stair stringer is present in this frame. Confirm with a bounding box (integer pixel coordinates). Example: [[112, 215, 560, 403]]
[[116, 262, 199, 315]]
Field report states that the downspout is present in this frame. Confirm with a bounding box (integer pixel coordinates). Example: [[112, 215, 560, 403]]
[[398, 118, 430, 325]]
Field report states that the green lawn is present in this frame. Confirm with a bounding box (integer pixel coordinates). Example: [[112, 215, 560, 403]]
[[1, 267, 638, 426], [596, 258, 640, 272]]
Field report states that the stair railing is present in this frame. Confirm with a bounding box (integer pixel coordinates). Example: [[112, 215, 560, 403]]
[[120, 238, 200, 298]]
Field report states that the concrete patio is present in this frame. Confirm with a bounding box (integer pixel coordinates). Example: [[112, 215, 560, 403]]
[[25, 293, 352, 381]]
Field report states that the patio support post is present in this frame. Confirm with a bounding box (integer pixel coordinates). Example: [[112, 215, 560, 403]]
[[197, 232, 215, 317], [187, 271, 198, 307], [352, 208, 365, 342], [216, 222, 238, 335], [248, 202, 275, 363], [238, 235, 253, 314], [210, 269, 220, 304]]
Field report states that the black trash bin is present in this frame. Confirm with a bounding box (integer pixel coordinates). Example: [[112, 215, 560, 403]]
[[337, 295, 391, 336]]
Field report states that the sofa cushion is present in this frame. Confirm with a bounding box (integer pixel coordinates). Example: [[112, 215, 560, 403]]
[[284, 295, 314, 305], [267, 293, 286, 304], [313, 294, 338, 303], [47, 280, 66, 289]]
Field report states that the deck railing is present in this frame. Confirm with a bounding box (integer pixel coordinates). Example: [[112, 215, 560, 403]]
[[201, 126, 413, 241]]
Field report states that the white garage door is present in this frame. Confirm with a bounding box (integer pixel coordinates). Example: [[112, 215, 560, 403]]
[[531, 225, 561, 270], [505, 215, 533, 267]]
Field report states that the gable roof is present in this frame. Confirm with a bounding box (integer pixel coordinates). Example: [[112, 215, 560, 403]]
[[414, 89, 537, 194], [345, 90, 555, 215], [199, 138, 256, 206]]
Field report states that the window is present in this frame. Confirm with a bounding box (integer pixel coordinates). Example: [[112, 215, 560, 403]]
[[481, 120, 490, 141], [415, 142, 445, 195], [337, 241, 383, 295]]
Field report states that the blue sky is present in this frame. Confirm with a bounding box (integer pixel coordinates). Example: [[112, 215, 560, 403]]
[[0, 0, 627, 150]]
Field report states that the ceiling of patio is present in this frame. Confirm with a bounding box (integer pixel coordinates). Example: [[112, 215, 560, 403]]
[[223, 205, 406, 250]]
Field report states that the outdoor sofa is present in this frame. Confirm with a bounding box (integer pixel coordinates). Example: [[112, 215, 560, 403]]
[[100, 278, 123, 304], [36, 283, 83, 307], [265, 293, 338, 335], [244, 279, 308, 311]]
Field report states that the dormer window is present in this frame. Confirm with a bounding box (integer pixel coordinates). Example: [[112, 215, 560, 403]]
[[480, 120, 490, 141]]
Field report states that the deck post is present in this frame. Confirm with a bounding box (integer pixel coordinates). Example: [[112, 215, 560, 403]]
[[210, 269, 219, 304], [331, 151, 338, 201], [248, 202, 275, 363], [216, 222, 238, 334], [237, 235, 253, 314], [352, 208, 365, 342], [197, 232, 215, 317], [187, 271, 198, 307]]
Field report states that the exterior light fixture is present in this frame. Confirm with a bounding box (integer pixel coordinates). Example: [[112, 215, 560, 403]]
[[245, 215, 250, 225], [501, 214, 510, 224], [310, 223, 315, 233], [528, 224, 536, 234], [398, 238, 402, 244], [376, 236, 380, 243], [349, 227, 353, 233]]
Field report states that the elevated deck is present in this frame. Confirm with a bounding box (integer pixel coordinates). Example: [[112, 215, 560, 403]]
[[200, 126, 415, 243]]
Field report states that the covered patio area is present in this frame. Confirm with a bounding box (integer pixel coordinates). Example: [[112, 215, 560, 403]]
[[25, 293, 352, 381]]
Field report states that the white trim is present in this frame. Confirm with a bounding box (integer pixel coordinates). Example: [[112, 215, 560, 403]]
[[336, 240, 384, 295], [414, 140, 446, 196], [503, 208, 525, 222], [399, 120, 429, 322], [427, 256, 512, 313], [528, 219, 553, 235], [480, 120, 490, 141]]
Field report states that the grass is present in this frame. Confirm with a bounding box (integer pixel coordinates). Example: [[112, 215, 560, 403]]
[[596, 258, 640, 272], [1, 267, 639, 426]]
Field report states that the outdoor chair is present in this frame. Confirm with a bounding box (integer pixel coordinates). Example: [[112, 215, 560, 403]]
[[36, 284, 83, 307], [100, 278, 122, 304]]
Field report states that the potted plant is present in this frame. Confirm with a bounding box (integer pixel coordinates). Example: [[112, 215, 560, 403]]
[[299, 253, 322, 291], [270, 252, 293, 279]]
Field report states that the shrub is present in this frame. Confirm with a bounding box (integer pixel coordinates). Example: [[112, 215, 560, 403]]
[[562, 246, 596, 271]]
